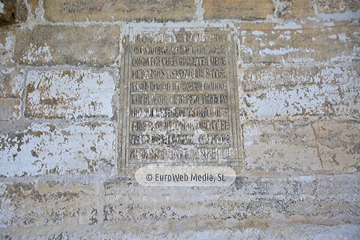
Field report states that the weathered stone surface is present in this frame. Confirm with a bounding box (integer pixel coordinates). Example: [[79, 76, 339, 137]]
[[243, 121, 322, 172], [0, 0, 28, 26], [25, 70, 115, 119], [241, 64, 359, 91], [103, 174, 359, 223], [203, 0, 274, 20], [0, 181, 99, 228], [313, 121, 360, 172], [0, 99, 21, 120], [0, 31, 15, 66], [15, 25, 120, 66], [316, 0, 359, 14], [27, 0, 39, 17], [1, 0, 359, 237], [243, 84, 359, 117], [7, 223, 359, 239], [0, 121, 116, 177], [0, 68, 24, 98], [100, 224, 360, 239], [239, 22, 359, 63], [43, 0, 196, 22], [275, 0, 315, 18]]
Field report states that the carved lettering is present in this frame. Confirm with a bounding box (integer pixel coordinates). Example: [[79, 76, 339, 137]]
[[132, 56, 226, 67], [131, 68, 226, 79], [131, 119, 229, 131], [120, 29, 241, 170], [131, 81, 227, 93], [130, 107, 229, 118], [130, 148, 233, 160], [130, 133, 231, 146], [133, 44, 226, 55], [131, 94, 228, 105]]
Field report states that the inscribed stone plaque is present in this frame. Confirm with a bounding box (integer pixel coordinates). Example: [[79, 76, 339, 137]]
[[119, 27, 242, 173]]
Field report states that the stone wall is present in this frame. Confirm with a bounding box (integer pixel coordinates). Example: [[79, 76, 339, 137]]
[[0, 0, 359, 239]]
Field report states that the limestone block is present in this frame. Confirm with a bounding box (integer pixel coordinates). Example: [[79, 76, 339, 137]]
[[15, 25, 120, 66], [0, 121, 116, 177], [103, 174, 359, 225], [239, 22, 359, 63], [0, 68, 24, 98], [313, 121, 360, 172], [6, 224, 360, 239], [0, 182, 99, 228], [25, 70, 115, 119], [241, 64, 359, 91], [203, 0, 274, 20], [243, 121, 322, 172], [316, 0, 359, 14], [43, 0, 196, 22], [275, 0, 315, 18], [0, 99, 21, 120], [0, 31, 15, 66], [243, 84, 359, 117]]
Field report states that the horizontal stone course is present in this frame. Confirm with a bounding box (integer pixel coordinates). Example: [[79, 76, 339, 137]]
[[103, 174, 359, 222], [15, 25, 120, 66], [203, 0, 274, 20], [239, 22, 359, 64], [241, 64, 359, 91], [43, 0, 196, 22], [242, 83, 359, 118], [243, 120, 360, 173], [0, 181, 99, 228]]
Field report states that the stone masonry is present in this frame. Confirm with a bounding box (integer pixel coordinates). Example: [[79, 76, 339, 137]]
[[0, 0, 359, 239]]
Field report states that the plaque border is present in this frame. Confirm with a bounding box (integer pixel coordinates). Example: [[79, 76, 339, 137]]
[[119, 27, 243, 175]]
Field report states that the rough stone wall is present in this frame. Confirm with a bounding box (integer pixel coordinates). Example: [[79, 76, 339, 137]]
[[0, 0, 359, 239]]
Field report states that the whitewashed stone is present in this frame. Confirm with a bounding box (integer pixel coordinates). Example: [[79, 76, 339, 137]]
[[25, 70, 115, 119]]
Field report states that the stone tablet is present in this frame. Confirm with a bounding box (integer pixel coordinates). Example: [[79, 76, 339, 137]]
[[119, 27, 242, 173]]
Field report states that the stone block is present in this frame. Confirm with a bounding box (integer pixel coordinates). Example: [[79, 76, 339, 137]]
[[243, 121, 322, 172], [0, 99, 21, 120], [103, 174, 359, 226], [0, 181, 99, 228], [313, 121, 360, 172], [203, 0, 274, 20], [0, 121, 116, 177], [0, 31, 15, 66], [239, 22, 359, 63], [0, 68, 24, 98], [25, 70, 115, 119], [275, 0, 315, 18], [241, 64, 359, 91], [15, 25, 120, 66], [243, 84, 359, 118], [0, 0, 28, 26], [43, 0, 196, 22], [316, 0, 359, 14], [7, 224, 360, 239]]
